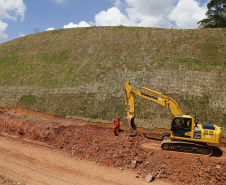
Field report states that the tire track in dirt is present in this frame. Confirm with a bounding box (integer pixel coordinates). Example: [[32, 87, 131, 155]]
[[0, 135, 170, 185]]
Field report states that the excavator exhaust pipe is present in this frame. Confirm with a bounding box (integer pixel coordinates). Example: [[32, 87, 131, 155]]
[[122, 117, 136, 131]]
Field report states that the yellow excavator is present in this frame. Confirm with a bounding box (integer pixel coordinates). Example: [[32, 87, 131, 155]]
[[123, 81, 221, 155]]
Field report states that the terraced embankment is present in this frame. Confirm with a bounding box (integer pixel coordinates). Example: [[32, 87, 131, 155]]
[[0, 27, 225, 136]]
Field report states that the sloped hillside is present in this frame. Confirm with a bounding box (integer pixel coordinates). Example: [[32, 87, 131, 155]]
[[0, 26, 225, 136]]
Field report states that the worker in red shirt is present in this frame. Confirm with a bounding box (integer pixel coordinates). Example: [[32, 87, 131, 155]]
[[113, 117, 120, 136]]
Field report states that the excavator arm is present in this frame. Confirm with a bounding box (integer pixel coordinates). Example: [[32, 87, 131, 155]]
[[123, 81, 182, 129]]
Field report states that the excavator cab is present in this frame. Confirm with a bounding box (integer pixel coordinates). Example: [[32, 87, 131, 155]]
[[171, 117, 192, 138]]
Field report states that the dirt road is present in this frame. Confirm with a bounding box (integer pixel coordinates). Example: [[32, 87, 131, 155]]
[[0, 135, 171, 185]]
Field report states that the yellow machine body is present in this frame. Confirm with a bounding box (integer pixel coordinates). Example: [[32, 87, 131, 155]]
[[170, 115, 221, 144]]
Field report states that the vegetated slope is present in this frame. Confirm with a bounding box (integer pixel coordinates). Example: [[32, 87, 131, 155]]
[[0, 26, 225, 136]]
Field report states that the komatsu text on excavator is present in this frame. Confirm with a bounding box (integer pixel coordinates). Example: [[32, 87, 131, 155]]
[[123, 81, 221, 155]]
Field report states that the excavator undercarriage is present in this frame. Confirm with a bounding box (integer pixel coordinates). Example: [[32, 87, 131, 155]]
[[161, 137, 213, 156]]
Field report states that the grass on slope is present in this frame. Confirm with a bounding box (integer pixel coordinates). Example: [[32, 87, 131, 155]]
[[0, 26, 225, 87]]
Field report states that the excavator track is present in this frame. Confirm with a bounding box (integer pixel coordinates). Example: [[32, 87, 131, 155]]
[[161, 140, 213, 156]]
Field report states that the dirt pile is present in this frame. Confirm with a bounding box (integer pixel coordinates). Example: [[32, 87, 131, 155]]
[[0, 109, 225, 185]]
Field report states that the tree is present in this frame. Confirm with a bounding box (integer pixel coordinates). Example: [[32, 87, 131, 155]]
[[33, 28, 40, 33], [198, 0, 226, 28]]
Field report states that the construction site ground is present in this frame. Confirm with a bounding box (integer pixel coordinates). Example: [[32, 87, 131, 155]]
[[0, 108, 225, 185]]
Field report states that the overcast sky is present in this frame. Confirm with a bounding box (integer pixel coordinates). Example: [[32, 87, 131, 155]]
[[0, 0, 210, 43]]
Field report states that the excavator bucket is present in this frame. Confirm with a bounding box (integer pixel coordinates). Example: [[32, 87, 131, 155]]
[[122, 117, 131, 130], [122, 117, 136, 131]]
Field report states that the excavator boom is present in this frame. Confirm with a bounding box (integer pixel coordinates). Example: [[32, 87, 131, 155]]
[[124, 81, 182, 129]]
